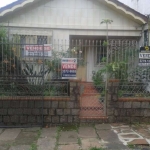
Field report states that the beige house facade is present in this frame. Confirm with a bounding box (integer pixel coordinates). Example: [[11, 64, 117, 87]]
[[0, 0, 148, 82]]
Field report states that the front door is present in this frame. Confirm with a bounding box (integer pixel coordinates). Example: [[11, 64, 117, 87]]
[[87, 48, 94, 82]]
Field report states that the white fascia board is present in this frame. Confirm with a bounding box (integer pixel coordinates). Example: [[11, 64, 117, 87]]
[[105, 0, 147, 24], [0, 0, 35, 17]]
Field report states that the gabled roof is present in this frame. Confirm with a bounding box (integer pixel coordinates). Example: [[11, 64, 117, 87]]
[[0, 0, 26, 13], [106, 0, 148, 23], [0, 0, 148, 24], [0, 0, 36, 17]]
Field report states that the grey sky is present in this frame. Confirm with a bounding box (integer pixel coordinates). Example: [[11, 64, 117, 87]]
[[0, 0, 125, 8], [0, 0, 17, 8]]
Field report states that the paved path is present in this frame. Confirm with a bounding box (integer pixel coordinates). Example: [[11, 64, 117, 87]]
[[0, 124, 150, 150]]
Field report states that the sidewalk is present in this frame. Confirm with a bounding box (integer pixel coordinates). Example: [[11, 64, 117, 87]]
[[0, 123, 150, 150]]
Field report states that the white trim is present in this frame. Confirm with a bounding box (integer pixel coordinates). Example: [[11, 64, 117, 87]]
[[1, 23, 143, 31], [0, 0, 35, 17], [0, 0, 146, 25], [105, 0, 147, 24]]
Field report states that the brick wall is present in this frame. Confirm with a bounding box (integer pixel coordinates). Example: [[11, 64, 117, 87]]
[[107, 81, 150, 123], [0, 81, 80, 126]]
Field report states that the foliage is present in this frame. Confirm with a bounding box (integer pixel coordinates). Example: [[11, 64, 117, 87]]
[[101, 19, 113, 25], [129, 67, 150, 82], [102, 41, 108, 48], [92, 69, 106, 99], [44, 81, 68, 96], [101, 19, 113, 42], [106, 61, 128, 79], [22, 60, 50, 85], [89, 147, 105, 150], [0, 26, 7, 40], [127, 143, 135, 149], [92, 70, 104, 87], [29, 143, 37, 150], [47, 47, 85, 79], [93, 60, 128, 85], [59, 124, 79, 131]]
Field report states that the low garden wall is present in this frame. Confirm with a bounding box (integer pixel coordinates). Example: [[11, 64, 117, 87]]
[[0, 80, 80, 127], [107, 80, 150, 123]]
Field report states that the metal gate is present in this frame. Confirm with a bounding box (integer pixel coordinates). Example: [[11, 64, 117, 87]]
[[78, 40, 107, 118]]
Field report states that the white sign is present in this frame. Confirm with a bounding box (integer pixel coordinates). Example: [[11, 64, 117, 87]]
[[139, 53, 150, 59], [138, 63, 150, 66], [24, 44, 52, 57], [139, 59, 150, 63], [61, 58, 77, 79]]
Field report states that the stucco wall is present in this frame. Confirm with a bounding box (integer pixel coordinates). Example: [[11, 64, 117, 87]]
[[1, 0, 142, 39]]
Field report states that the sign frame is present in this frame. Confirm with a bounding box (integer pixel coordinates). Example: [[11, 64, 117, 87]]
[[24, 44, 52, 57], [139, 53, 150, 59], [61, 58, 77, 79]]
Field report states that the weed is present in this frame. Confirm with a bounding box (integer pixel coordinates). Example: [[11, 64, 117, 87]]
[[128, 143, 135, 149], [89, 147, 105, 150], [78, 137, 81, 146], [5, 142, 15, 148], [36, 129, 41, 140], [59, 124, 79, 132], [29, 143, 37, 150], [54, 126, 61, 150], [29, 129, 41, 150]]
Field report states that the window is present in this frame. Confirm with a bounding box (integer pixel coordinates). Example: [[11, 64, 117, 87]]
[[144, 30, 149, 46], [37, 36, 47, 44], [95, 40, 107, 65]]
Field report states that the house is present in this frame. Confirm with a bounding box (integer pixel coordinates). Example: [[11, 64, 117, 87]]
[[0, 0, 148, 82]]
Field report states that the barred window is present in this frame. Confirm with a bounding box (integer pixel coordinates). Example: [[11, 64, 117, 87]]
[[144, 30, 149, 46], [37, 36, 47, 44], [95, 40, 107, 65]]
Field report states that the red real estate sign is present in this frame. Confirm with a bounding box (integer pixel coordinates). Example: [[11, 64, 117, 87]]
[[61, 58, 77, 79], [24, 44, 52, 57]]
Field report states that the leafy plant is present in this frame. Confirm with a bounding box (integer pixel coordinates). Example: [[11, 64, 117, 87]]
[[101, 57, 107, 63], [102, 41, 108, 47], [92, 70, 104, 87], [106, 61, 128, 80], [44, 87, 57, 96], [118, 90, 124, 97], [22, 60, 50, 85]]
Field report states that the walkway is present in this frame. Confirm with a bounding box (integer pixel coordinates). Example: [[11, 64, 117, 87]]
[[0, 123, 150, 150], [79, 82, 105, 119]]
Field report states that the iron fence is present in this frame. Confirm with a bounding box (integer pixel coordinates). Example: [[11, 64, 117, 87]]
[[0, 36, 74, 98], [107, 39, 150, 99]]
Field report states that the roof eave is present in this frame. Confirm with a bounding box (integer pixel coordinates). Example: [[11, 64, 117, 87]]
[[105, 0, 148, 24], [0, 0, 35, 17]]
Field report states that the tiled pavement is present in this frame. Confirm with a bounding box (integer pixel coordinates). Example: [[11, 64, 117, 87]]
[[0, 123, 150, 150]]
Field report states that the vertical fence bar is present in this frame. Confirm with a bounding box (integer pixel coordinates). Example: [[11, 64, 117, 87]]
[[41, 43, 44, 127], [2, 38, 4, 76]]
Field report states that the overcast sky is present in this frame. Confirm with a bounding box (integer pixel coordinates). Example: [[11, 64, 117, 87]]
[[0, 0, 125, 8], [0, 0, 17, 8]]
